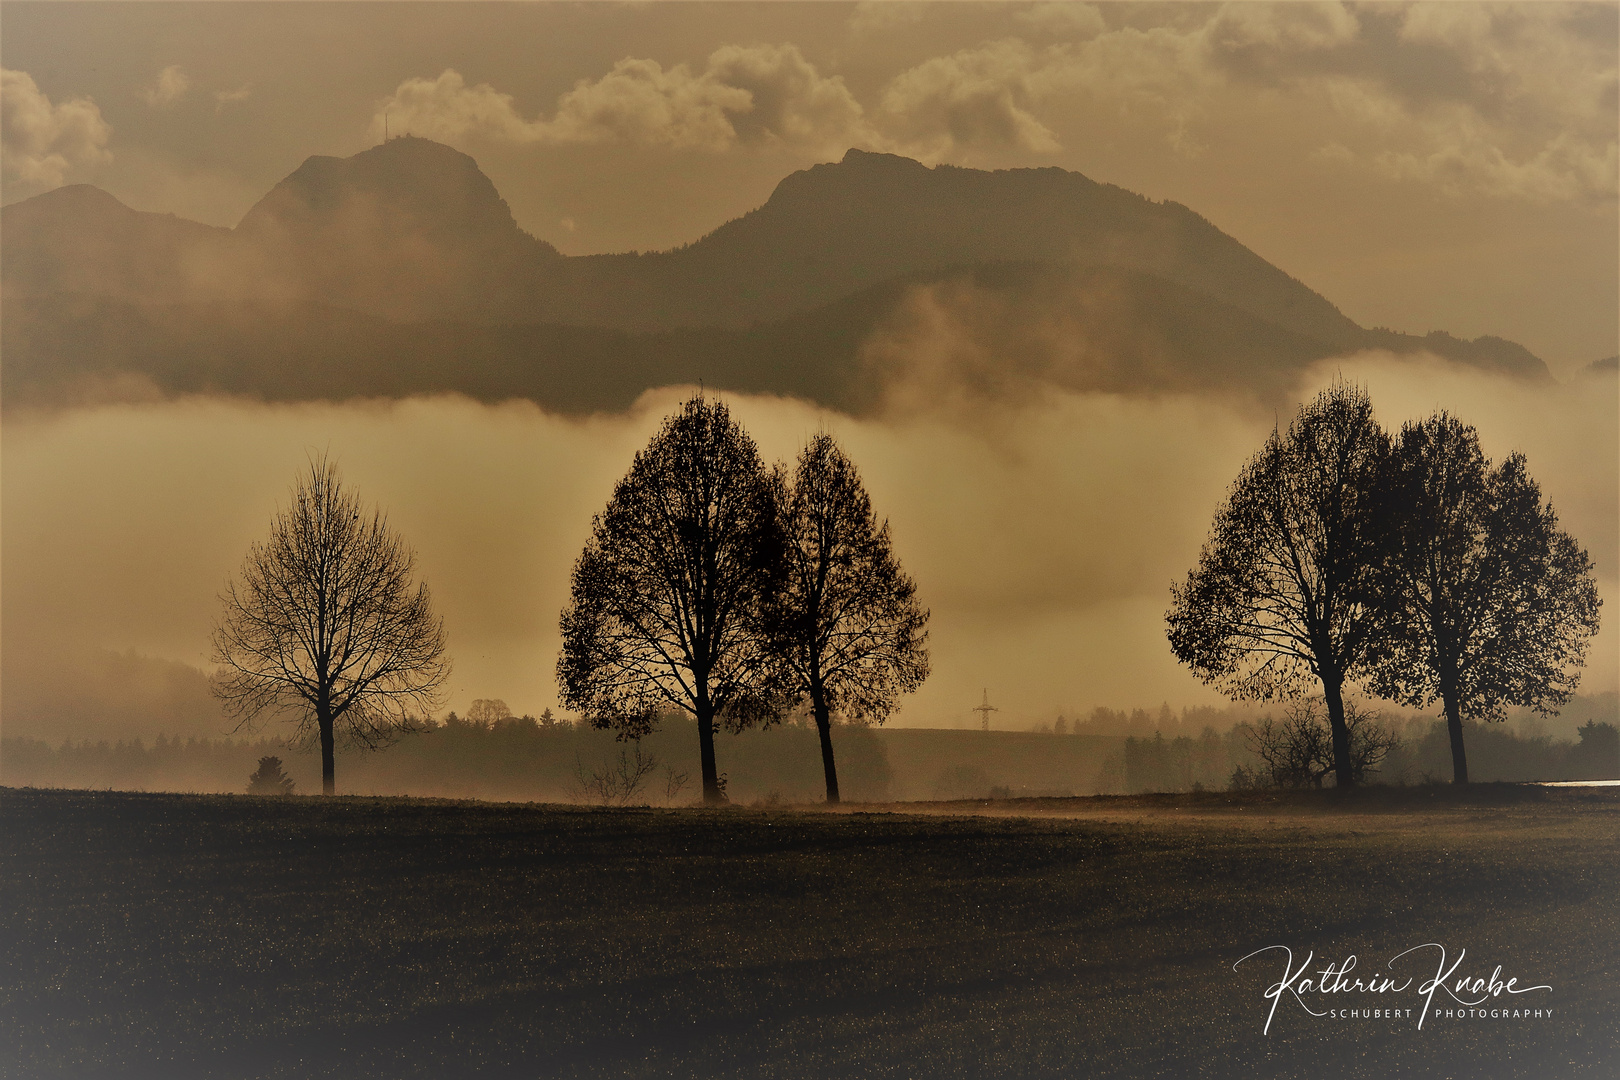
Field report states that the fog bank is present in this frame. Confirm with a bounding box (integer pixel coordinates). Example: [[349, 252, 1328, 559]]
[[3, 361, 1612, 743]]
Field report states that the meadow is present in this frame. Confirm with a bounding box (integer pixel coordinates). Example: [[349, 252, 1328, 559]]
[[2, 785, 1616, 1079]]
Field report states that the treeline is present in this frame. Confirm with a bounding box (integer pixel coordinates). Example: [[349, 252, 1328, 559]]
[[1094, 715, 1619, 795], [0, 715, 894, 805], [1045, 703, 1262, 739]]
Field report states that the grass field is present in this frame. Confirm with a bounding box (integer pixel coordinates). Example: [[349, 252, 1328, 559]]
[[2, 786, 1616, 1079]]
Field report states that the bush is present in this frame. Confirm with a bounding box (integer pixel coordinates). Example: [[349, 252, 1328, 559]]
[[247, 756, 295, 795]]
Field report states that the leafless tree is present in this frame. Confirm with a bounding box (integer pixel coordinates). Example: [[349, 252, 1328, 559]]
[[1369, 413, 1602, 783], [572, 742, 661, 806], [663, 765, 691, 803], [765, 433, 929, 802], [1167, 382, 1390, 787], [557, 396, 786, 804], [1247, 698, 1397, 789], [212, 455, 450, 794], [465, 698, 513, 729]]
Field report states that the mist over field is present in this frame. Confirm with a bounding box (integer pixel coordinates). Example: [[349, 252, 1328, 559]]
[[4, 2, 1614, 754], [4, 353, 1612, 744]]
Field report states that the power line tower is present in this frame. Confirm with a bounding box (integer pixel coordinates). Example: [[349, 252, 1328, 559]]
[[972, 688, 998, 732]]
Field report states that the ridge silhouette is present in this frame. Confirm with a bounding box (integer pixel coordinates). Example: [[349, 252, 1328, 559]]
[[1, 137, 1556, 413]]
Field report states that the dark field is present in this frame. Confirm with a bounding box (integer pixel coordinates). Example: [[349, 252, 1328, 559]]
[[2, 787, 1616, 1079]]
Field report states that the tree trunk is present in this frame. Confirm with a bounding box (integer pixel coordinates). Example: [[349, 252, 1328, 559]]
[[811, 686, 840, 804], [318, 703, 336, 796], [1323, 677, 1354, 789], [1442, 686, 1469, 785], [696, 700, 723, 805]]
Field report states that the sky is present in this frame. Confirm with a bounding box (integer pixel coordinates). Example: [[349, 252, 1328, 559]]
[[2, 2, 1616, 737], [4, 2, 1616, 371]]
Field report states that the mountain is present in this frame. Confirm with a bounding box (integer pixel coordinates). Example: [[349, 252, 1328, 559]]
[[0, 137, 1555, 414], [1, 183, 235, 303], [233, 136, 562, 323], [580, 148, 1366, 345]]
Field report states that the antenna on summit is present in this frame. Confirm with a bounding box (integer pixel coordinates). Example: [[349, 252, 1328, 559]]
[[384, 112, 389, 143]]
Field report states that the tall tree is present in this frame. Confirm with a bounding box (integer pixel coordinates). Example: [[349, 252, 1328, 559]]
[[558, 396, 784, 804], [766, 433, 930, 803], [212, 455, 450, 795], [1368, 414, 1602, 783], [1166, 382, 1389, 787]]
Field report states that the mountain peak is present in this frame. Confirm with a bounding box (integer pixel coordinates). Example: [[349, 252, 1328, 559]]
[[237, 135, 527, 242], [230, 136, 557, 322]]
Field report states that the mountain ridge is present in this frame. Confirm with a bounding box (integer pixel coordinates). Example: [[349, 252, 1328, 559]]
[[0, 137, 1556, 413]]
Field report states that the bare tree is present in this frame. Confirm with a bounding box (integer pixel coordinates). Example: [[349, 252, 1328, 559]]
[[571, 742, 661, 806], [765, 433, 929, 802], [1167, 382, 1390, 787], [1247, 698, 1397, 789], [465, 698, 513, 729], [557, 396, 785, 804], [1369, 414, 1602, 783], [212, 455, 450, 795]]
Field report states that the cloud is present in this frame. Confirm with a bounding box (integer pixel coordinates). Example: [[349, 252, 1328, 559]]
[[372, 45, 873, 154], [213, 86, 252, 113], [1206, 2, 1360, 53], [868, 3, 1615, 197], [1, 68, 113, 188], [364, 11, 1614, 199], [5, 362, 1609, 742], [877, 39, 1061, 158], [1377, 4, 1617, 203], [1202, 2, 1618, 203], [1016, 4, 1106, 40], [373, 69, 542, 144], [142, 64, 191, 108], [847, 2, 927, 39], [1321, 70, 1619, 204], [871, 24, 1223, 160]]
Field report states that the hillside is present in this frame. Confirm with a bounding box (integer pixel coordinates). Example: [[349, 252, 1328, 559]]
[[1, 138, 1554, 414]]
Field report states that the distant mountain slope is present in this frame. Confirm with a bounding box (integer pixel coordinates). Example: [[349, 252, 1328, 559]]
[[583, 149, 1366, 345], [1, 184, 236, 303], [0, 263, 1550, 416], [1, 137, 1555, 412], [234, 137, 562, 323]]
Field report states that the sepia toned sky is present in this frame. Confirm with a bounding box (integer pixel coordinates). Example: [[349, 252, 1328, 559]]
[[4, 360, 1615, 734], [4, 1, 1616, 372], [2, 3, 1616, 735]]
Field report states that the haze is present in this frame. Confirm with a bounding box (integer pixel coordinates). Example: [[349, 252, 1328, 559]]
[[3, 2, 1615, 374], [2, 2, 1615, 741], [4, 355, 1614, 740]]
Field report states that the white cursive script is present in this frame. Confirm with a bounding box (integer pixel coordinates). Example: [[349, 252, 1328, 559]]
[[1235, 943, 1552, 1033]]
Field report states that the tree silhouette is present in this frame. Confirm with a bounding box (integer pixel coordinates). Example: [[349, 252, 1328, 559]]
[[212, 455, 450, 795], [465, 698, 513, 729], [1368, 414, 1602, 783], [765, 433, 929, 802], [1246, 698, 1397, 789], [1167, 382, 1389, 787], [247, 755, 296, 795], [557, 396, 785, 804]]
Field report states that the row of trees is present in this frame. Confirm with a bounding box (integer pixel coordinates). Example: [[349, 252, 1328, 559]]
[[1167, 383, 1601, 786], [558, 397, 930, 804], [210, 397, 930, 803]]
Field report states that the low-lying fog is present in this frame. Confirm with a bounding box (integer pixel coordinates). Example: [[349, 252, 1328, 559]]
[[3, 354, 1613, 742]]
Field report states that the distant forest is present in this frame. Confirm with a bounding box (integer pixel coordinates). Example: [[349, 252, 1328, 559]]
[[6, 694, 1613, 802]]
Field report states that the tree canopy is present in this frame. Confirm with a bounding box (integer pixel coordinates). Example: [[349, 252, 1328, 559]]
[[557, 396, 785, 804], [211, 455, 450, 795], [1369, 413, 1602, 782], [1166, 382, 1390, 787], [765, 433, 929, 802]]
